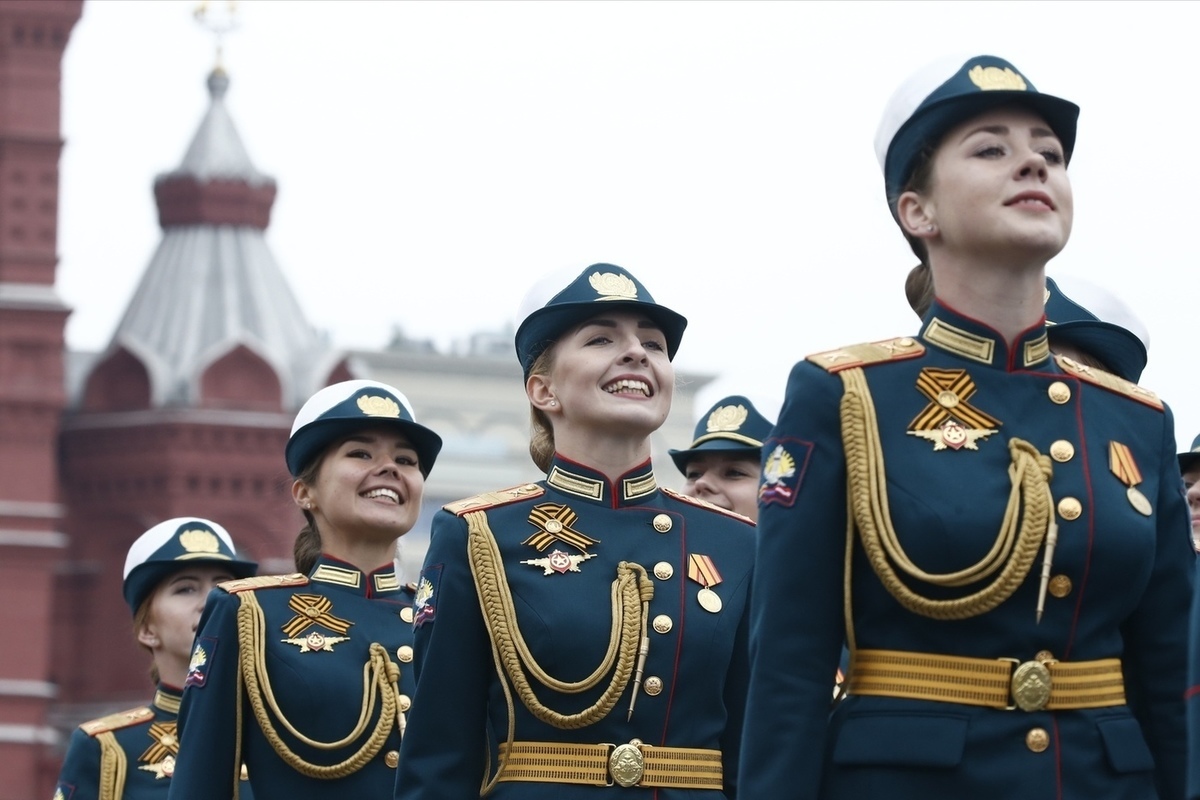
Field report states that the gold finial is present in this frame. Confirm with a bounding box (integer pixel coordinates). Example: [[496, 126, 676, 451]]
[[194, 1, 239, 72]]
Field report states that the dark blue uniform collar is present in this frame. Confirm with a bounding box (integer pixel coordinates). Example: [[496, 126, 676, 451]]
[[309, 554, 403, 598], [921, 298, 1051, 372], [153, 683, 182, 715], [546, 454, 658, 508]]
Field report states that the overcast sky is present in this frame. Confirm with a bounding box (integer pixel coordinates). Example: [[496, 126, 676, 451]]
[[59, 0, 1199, 451]]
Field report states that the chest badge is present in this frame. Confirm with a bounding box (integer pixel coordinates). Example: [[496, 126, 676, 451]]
[[137, 722, 179, 778], [687, 554, 724, 613], [523, 503, 600, 554], [907, 368, 1001, 451], [1109, 441, 1153, 516], [521, 548, 597, 575], [280, 594, 354, 646], [281, 631, 352, 653]]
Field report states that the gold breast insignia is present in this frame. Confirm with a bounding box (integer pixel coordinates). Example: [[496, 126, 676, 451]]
[[521, 549, 596, 575], [281, 631, 352, 653], [907, 367, 1001, 451]]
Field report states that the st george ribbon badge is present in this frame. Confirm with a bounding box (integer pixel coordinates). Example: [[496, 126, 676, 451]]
[[1109, 441, 1153, 516], [907, 368, 1001, 451], [687, 554, 723, 613]]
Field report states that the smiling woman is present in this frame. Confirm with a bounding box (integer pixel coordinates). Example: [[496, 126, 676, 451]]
[[394, 264, 755, 799], [168, 380, 443, 799]]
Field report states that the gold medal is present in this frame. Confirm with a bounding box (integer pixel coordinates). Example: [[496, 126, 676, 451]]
[[1126, 486, 1152, 516], [697, 587, 722, 613]]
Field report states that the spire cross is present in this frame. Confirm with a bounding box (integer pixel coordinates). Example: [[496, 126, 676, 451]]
[[193, 1, 240, 71]]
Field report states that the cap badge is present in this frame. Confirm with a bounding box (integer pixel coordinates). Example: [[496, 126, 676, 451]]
[[1109, 441, 1153, 517], [907, 368, 1001, 451], [707, 404, 748, 433], [356, 394, 401, 418], [968, 64, 1027, 92], [179, 528, 221, 554], [589, 271, 638, 301]]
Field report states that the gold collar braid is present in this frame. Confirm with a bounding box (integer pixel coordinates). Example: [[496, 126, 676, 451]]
[[463, 510, 653, 795], [235, 592, 403, 779], [838, 366, 1053, 627]]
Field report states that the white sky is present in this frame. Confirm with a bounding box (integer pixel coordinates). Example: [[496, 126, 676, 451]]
[[59, 0, 1199, 451]]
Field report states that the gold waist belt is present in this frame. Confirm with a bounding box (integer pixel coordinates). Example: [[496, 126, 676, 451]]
[[496, 739, 723, 789], [849, 648, 1126, 712]]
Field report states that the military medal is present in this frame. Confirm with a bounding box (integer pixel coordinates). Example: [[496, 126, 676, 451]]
[[687, 554, 723, 613], [520, 503, 598, 573], [907, 368, 1001, 451], [1109, 441, 1152, 517]]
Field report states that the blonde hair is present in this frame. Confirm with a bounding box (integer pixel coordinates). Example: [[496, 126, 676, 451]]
[[527, 348, 557, 473], [132, 594, 161, 686]]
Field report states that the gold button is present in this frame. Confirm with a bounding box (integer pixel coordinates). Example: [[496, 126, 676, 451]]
[[1049, 440, 1075, 462], [897, 337, 915, 347], [1057, 497, 1082, 520], [643, 676, 663, 696], [937, 390, 960, 409], [653, 561, 674, 580], [400, 607, 414, 624], [385, 750, 400, 769], [1035, 650, 1055, 663], [652, 514, 673, 533], [1048, 382, 1071, 404], [1026, 727, 1049, 753], [398, 694, 411, 712], [1048, 575, 1072, 598], [396, 645, 413, 663], [652, 614, 673, 634]]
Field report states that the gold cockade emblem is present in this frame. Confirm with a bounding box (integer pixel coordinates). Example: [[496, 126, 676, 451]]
[[707, 404, 748, 433], [589, 272, 638, 301], [179, 528, 220, 554], [968, 64, 1027, 91], [357, 395, 401, 418]]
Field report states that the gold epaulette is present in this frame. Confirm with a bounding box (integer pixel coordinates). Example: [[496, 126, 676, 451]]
[[661, 486, 755, 525], [807, 336, 925, 373], [1054, 354, 1163, 411], [219, 573, 309, 594], [79, 706, 153, 737], [444, 483, 545, 516]]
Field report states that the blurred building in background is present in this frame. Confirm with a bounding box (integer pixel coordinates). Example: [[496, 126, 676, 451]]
[[0, 2, 710, 795]]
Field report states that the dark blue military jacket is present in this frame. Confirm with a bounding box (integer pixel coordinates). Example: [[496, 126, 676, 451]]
[[394, 457, 755, 798], [169, 556, 416, 799], [55, 685, 253, 800], [741, 301, 1193, 800]]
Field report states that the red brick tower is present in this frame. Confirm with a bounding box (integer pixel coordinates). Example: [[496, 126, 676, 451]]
[[50, 60, 349, 788], [0, 1, 81, 796]]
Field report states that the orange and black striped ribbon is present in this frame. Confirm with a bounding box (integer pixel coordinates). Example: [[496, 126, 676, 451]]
[[139, 722, 178, 764], [687, 554, 722, 589], [1108, 441, 1143, 488], [522, 503, 600, 552], [282, 594, 353, 638], [908, 368, 1002, 432]]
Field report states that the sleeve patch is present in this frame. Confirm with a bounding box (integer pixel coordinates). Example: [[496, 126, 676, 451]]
[[185, 636, 217, 689], [759, 438, 815, 508], [54, 785, 74, 800], [413, 564, 442, 628]]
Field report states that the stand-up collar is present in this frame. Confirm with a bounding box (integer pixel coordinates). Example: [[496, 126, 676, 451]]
[[309, 554, 402, 598], [546, 454, 658, 508], [921, 298, 1051, 371], [153, 684, 182, 716]]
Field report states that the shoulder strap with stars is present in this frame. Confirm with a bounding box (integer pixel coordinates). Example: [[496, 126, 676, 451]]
[[444, 483, 545, 516], [661, 486, 755, 525], [219, 573, 309, 595], [807, 336, 926, 374], [79, 706, 153, 737], [1053, 354, 1163, 411]]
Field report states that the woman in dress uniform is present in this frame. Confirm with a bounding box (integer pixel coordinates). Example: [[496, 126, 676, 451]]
[[54, 518, 257, 800], [741, 55, 1193, 799], [1180, 434, 1200, 552], [394, 264, 755, 798], [168, 379, 442, 799], [669, 395, 773, 522]]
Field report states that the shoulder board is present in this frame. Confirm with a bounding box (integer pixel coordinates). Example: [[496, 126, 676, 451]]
[[660, 486, 755, 525], [1054, 354, 1163, 411], [219, 573, 309, 594], [444, 483, 545, 516], [79, 706, 153, 736], [807, 337, 925, 373]]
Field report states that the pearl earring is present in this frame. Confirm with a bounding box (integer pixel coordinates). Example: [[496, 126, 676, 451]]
[[549, 399, 557, 407]]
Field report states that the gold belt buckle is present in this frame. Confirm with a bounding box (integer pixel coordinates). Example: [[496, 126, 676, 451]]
[[1005, 657, 1052, 712], [606, 739, 645, 788]]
